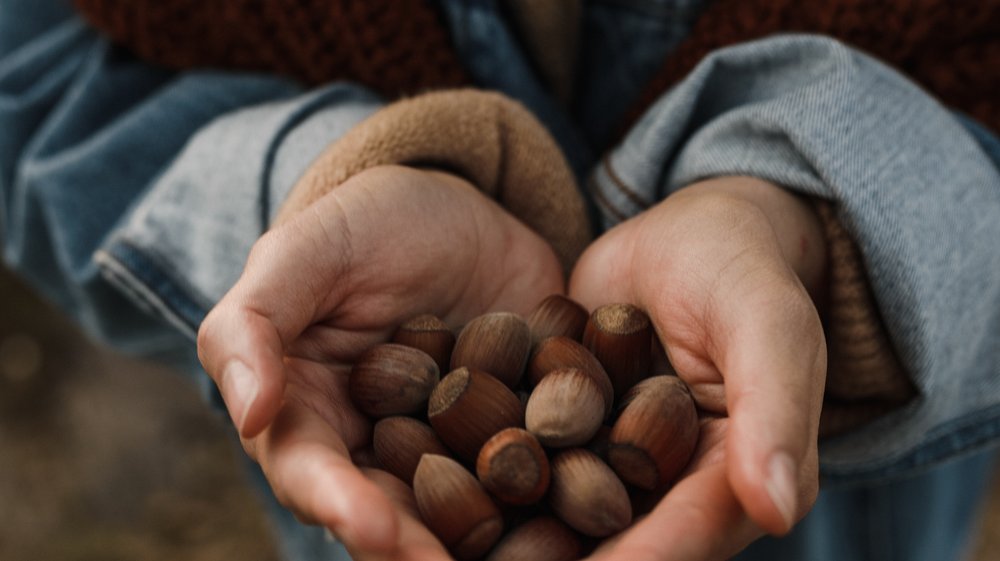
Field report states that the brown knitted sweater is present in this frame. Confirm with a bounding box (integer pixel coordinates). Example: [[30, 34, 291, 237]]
[[72, 0, 469, 97], [625, 0, 1000, 136]]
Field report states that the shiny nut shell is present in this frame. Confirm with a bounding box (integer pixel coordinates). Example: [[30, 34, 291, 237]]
[[349, 343, 439, 418], [485, 516, 582, 561], [414, 454, 503, 560], [476, 428, 549, 505], [526, 294, 589, 345], [548, 449, 631, 537], [527, 336, 614, 417], [392, 314, 455, 374], [429, 367, 524, 462], [373, 417, 451, 485], [451, 312, 531, 388], [608, 375, 699, 490], [526, 368, 605, 447], [583, 303, 652, 398]]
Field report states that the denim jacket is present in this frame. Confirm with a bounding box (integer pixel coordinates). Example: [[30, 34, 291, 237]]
[[3, 1, 999, 560]]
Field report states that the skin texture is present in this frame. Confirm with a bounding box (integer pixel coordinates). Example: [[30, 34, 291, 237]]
[[572, 176, 827, 560], [197, 165, 562, 559], [198, 168, 827, 561]]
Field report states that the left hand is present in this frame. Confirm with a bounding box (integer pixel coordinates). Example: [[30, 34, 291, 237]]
[[570, 176, 828, 560]]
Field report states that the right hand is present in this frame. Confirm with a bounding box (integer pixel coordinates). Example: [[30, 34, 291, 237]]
[[197, 165, 564, 559]]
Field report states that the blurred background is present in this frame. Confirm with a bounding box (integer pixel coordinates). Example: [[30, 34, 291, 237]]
[[1, 263, 997, 561]]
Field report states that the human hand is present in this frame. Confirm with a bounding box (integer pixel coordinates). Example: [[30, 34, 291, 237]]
[[197, 165, 563, 559], [570, 176, 828, 560]]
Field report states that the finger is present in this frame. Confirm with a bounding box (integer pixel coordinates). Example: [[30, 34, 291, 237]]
[[256, 400, 401, 555], [567, 221, 638, 310], [709, 275, 826, 535], [197, 206, 352, 437], [351, 469, 453, 561], [588, 463, 760, 561]]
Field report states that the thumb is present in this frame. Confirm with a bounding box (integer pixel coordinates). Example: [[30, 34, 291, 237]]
[[197, 222, 339, 438], [711, 275, 826, 535]]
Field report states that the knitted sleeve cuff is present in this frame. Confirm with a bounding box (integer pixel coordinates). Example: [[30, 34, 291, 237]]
[[275, 89, 593, 271], [814, 200, 917, 437]]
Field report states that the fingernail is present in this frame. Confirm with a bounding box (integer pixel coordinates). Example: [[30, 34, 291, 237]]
[[222, 360, 258, 432], [766, 452, 797, 530]]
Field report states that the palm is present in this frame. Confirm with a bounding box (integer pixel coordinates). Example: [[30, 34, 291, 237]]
[[571, 182, 827, 561], [199, 165, 564, 558]]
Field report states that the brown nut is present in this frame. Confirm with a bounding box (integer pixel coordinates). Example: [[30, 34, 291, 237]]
[[525, 368, 605, 447], [392, 314, 455, 374], [547, 449, 632, 537], [349, 343, 439, 418], [608, 375, 699, 491], [485, 516, 582, 561], [527, 336, 614, 417], [583, 303, 652, 398], [373, 417, 451, 485], [451, 312, 531, 388], [526, 294, 589, 346], [429, 367, 525, 462], [414, 454, 504, 560], [476, 428, 549, 505]]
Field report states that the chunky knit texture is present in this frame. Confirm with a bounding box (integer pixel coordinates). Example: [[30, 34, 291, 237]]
[[72, 0, 469, 96], [625, 0, 1000, 137]]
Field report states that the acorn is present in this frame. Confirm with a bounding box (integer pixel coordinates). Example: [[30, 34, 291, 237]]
[[485, 516, 582, 561], [547, 449, 632, 537], [476, 428, 549, 505], [414, 454, 504, 560], [372, 417, 451, 485], [583, 303, 652, 397], [608, 375, 699, 491], [392, 314, 455, 374], [527, 336, 614, 418], [429, 367, 525, 462], [451, 312, 531, 388], [348, 343, 439, 418], [526, 295, 589, 346], [525, 368, 605, 447]]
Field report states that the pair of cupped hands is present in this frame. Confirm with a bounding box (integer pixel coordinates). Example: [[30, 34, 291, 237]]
[[198, 165, 828, 561]]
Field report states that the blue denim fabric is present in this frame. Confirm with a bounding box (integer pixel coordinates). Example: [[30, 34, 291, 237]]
[[592, 35, 1000, 484], [4, 2, 1000, 561]]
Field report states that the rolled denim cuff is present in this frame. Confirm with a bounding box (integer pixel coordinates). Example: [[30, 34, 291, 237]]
[[96, 84, 384, 339], [593, 34, 1000, 482]]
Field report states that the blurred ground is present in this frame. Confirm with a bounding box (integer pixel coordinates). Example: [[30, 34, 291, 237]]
[[0, 265, 998, 561], [0, 268, 280, 561]]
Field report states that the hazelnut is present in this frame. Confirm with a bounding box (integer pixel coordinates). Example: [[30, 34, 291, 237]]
[[547, 449, 631, 537], [451, 312, 531, 388], [527, 336, 614, 417], [348, 343, 439, 418], [414, 454, 503, 560], [583, 303, 652, 398], [476, 428, 549, 505], [428, 367, 524, 462], [525, 368, 605, 447], [485, 516, 582, 561], [372, 417, 450, 485], [526, 295, 589, 346], [392, 314, 455, 374], [608, 376, 699, 491]]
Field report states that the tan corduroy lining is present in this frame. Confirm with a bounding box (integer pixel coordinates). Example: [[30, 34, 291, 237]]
[[813, 201, 917, 437], [275, 89, 592, 271]]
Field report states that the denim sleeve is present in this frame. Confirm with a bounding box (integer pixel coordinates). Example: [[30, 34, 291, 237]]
[[592, 35, 1000, 482], [0, 3, 383, 376]]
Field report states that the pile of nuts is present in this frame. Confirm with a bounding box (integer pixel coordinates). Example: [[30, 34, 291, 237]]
[[348, 295, 700, 561]]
